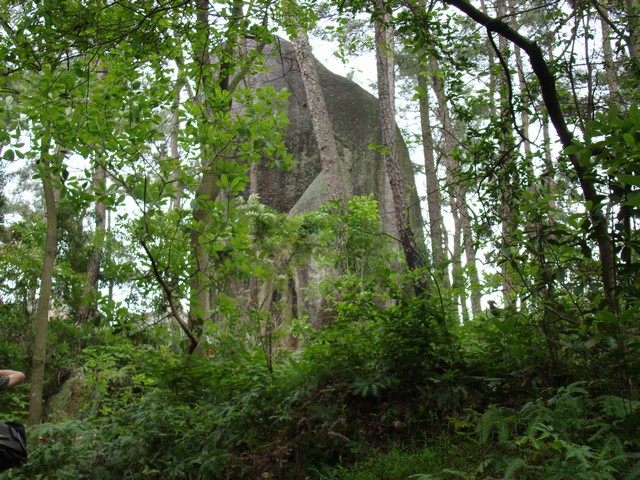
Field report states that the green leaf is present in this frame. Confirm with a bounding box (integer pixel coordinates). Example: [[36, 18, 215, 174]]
[[595, 310, 619, 325], [563, 143, 584, 155], [617, 174, 640, 186], [624, 133, 636, 148], [2, 149, 14, 161], [59, 70, 75, 90], [623, 195, 640, 207]]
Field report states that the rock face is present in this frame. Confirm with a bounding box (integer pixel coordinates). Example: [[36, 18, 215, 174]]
[[234, 38, 424, 327], [246, 38, 423, 238]]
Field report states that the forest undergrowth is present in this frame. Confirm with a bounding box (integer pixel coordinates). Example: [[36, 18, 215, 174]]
[[0, 197, 639, 479], [1, 281, 639, 480]]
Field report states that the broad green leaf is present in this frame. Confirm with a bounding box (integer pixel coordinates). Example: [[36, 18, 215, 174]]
[[617, 174, 640, 186], [2, 149, 14, 161], [623, 133, 636, 148], [563, 143, 585, 155], [623, 195, 640, 206]]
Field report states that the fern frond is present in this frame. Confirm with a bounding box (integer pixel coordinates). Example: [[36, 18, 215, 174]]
[[476, 406, 516, 444], [600, 433, 625, 458], [599, 394, 640, 418], [626, 465, 640, 480], [440, 468, 469, 478], [501, 457, 527, 480]]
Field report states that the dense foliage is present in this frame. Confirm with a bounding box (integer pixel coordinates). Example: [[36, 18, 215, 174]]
[[1, 0, 639, 478]]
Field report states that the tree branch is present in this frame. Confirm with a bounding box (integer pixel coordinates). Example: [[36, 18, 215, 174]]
[[486, 30, 528, 146], [140, 232, 200, 353], [139, 176, 199, 352], [441, 0, 618, 311]]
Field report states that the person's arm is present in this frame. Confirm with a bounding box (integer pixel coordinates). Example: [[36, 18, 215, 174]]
[[0, 370, 25, 390]]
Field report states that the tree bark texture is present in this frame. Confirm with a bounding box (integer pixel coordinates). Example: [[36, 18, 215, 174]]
[[429, 56, 481, 316], [416, 0, 449, 291], [294, 28, 347, 201], [507, 0, 531, 158], [374, 0, 427, 279], [75, 162, 106, 325], [187, 0, 241, 344], [417, 69, 449, 289], [449, 194, 466, 321], [493, 0, 518, 304], [29, 149, 60, 426], [76, 67, 107, 326], [599, 15, 620, 105]]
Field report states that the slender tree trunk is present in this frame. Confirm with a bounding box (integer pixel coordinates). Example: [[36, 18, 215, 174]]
[[416, 0, 449, 292], [417, 68, 449, 290], [507, 0, 531, 158], [374, 0, 427, 280], [188, 169, 217, 342], [481, 0, 497, 119], [449, 196, 466, 320], [542, 38, 556, 205], [480, 0, 504, 310], [75, 162, 106, 325], [600, 15, 620, 105], [541, 108, 555, 200], [580, 8, 596, 123], [188, 0, 216, 344], [589, 0, 637, 64], [294, 28, 347, 200], [76, 67, 108, 326], [187, 0, 243, 349], [494, 0, 518, 305], [29, 146, 61, 426], [464, 234, 481, 316], [626, 0, 639, 61], [429, 56, 481, 316], [171, 78, 184, 210]]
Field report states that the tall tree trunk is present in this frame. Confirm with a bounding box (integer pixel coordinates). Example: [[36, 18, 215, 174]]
[[449, 195, 466, 321], [75, 162, 106, 325], [494, 0, 518, 305], [374, 0, 427, 282], [481, 0, 497, 119], [76, 66, 108, 326], [541, 108, 555, 200], [542, 37, 557, 205], [590, 0, 637, 64], [507, 0, 532, 158], [294, 28, 347, 200], [579, 7, 596, 124], [429, 56, 481, 317], [600, 15, 620, 105], [28, 145, 61, 426], [187, 0, 243, 350], [626, 0, 639, 61], [188, 167, 218, 345], [417, 67, 449, 290], [417, 0, 449, 294], [188, 0, 217, 334]]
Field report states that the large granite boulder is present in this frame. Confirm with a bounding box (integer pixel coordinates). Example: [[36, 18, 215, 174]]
[[245, 38, 424, 238], [234, 38, 424, 327]]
